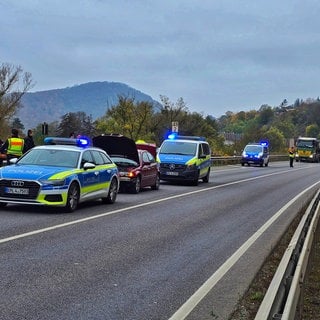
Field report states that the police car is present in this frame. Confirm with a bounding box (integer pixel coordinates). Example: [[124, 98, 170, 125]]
[[157, 134, 211, 185], [241, 142, 270, 167], [0, 137, 119, 212]]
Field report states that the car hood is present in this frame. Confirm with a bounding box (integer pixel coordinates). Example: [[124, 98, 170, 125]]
[[92, 135, 139, 164], [136, 142, 157, 158], [0, 164, 71, 180]]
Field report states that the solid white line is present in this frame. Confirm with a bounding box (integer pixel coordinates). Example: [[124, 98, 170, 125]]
[[0, 166, 310, 245], [168, 179, 320, 320]]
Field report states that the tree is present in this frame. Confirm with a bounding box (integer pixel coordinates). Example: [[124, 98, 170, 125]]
[[264, 127, 286, 152], [95, 96, 155, 141], [153, 95, 190, 142], [57, 112, 96, 137], [0, 63, 34, 137], [11, 117, 25, 133], [305, 124, 319, 138]]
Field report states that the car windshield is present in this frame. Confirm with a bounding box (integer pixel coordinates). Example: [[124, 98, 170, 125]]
[[18, 149, 80, 168], [160, 141, 197, 156], [244, 145, 263, 153], [297, 140, 314, 148], [111, 157, 139, 167]]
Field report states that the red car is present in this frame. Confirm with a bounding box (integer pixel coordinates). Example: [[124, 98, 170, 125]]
[[92, 134, 160, 193]]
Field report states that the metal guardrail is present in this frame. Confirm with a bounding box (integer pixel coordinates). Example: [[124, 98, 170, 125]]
[[254, 189, 320, 320], [211, 155, 288, 166]]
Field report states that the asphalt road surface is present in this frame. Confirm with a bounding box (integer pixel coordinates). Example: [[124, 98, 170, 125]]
[[0, 161, 319, 320]]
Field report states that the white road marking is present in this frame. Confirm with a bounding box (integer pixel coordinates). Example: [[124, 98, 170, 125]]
[[0, 166, 311, 246], [0, 166, 317, 318], [168, 180, 320, 319]]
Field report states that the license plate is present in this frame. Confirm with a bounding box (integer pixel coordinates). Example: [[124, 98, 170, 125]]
[[5, 187, 29, 195], [166, 171, 179, 176]]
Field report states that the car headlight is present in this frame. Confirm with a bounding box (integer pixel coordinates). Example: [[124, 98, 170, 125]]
[[40, 179, 66, 186], [186, 163, 197, 170]]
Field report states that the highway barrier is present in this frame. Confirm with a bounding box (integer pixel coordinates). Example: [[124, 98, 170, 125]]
[[211, 155, 288, 166], [254, 189, 320, 320]]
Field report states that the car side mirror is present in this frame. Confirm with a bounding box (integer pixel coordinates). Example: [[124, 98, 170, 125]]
[[83, 162, 96, 170]]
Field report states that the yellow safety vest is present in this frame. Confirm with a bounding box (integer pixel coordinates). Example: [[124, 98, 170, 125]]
[[7, 137, 24, 156]]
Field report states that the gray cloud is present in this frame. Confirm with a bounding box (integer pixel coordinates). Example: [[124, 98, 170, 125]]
[[1, 0, 320, 117]]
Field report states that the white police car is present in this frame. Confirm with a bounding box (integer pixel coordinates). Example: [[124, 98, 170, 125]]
[[0, 137, 119, 212]]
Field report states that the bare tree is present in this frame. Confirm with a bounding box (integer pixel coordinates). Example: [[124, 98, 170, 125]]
[[0, 63, 34, 136]]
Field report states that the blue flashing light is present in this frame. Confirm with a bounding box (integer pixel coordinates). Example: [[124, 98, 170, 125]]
[[44, 137, 90, 147], [168, 133, 177, 140], [259, 140, 269, 147], [77, 137, 90, 147]]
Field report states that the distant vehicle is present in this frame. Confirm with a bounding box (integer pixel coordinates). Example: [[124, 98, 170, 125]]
[[295, 137, 320, 162], [0, 137, 119, 212], [92, 134, 160, 193], [157, 134, 211, 185], [241, 142, 270, 167]]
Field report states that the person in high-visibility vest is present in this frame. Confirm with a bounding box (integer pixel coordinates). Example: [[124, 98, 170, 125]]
[[289, 146, 295, 168], [0, 128, 24, 164]]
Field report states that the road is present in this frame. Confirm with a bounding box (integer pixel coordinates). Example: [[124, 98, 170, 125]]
[[0, 161, 319, 320]]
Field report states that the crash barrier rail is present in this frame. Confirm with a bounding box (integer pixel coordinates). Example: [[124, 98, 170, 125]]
[[211, 155, 288, 166], [254, 189, 320, 320]]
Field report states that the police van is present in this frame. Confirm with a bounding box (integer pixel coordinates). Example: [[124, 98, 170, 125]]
[[241, 142, 270, 167], [157, 134, 211, 185]]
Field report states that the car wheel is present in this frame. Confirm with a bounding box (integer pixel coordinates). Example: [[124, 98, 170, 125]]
[[65, 182, 79, 213], [130, 176, 141, 194], [202, 168, 210, 183], [191, 171, 199, 186], [151, 174, 160, 190], [102, 177, 118, 204]]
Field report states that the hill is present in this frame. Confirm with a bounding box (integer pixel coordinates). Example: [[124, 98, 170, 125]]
[[18, 81, 161, 129]]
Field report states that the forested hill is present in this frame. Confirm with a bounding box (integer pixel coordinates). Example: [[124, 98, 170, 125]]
[[18, 81, 161, 129]]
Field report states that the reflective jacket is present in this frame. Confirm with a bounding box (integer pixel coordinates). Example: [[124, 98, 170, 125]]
[[7, 137, 24, 156]]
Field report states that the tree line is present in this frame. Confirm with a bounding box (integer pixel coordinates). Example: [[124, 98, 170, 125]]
[[1, 62, 320, 155]]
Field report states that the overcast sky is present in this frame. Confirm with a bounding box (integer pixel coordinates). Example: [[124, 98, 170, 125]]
[[1, 0, 320, 118]]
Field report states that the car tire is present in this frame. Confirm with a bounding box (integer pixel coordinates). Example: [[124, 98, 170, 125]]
[[130, 176, 141, 194], [151, 174, 160, 190], [0, 202, 7, 207], [191, 171, 199, 186], [102, 177, 118, 204], [202, 168, 210, 183], [65, 182, 79, 213]]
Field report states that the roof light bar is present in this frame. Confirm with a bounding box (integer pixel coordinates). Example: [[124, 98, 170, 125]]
[[167, 134, 206, 141], [44, 137, 90, 147]]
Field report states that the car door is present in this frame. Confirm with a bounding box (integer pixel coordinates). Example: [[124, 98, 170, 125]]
[[198, 143, 210, 178], [90, 150, 115, 191], [79, 150, 101, 198], [141, 150, 158, 187]]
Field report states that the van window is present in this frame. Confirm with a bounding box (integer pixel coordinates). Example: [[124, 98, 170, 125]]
[[201, 143, 210, 156], [160, 141, 197, 156], [244, 145, 262, 153]]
